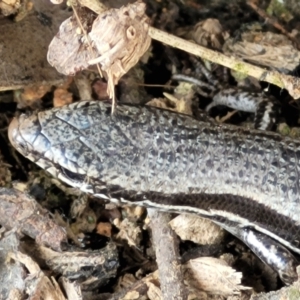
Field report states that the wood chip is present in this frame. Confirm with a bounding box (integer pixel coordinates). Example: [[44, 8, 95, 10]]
[[184, 257, 250, 296], [169, 214, 226, 245]]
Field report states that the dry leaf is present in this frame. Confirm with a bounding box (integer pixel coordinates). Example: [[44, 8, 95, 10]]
[[116, 274, 137, 291], [114, 217, 142, 247], [88, 1, 151, 98], [147, 281, 163, 300], [147, 92, 193, 115], [53, 87, 73, 107], [53, 77, 74, 107], [96, 222, 112, 237], [47, 12, 96, 76], [193, 18, 225, 50], [70, 206, 97, 235], [48, 1, 151, 101], [184, 257, 250, 296], [169, 214, 226, 245], [92, 79, 109, 100], [14, 84, 52, 108], [0, 0, 21, 16], [59, 277, 82, 300], [223, 30, 300, 73]]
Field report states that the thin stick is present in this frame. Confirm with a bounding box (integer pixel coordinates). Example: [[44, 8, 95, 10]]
[[148, 209, 188, 300], [77, 0, 106, 14], [148, 27, 300, 99]]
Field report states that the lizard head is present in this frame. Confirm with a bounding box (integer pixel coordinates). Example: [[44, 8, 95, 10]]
[[8, 109, 93, 192]]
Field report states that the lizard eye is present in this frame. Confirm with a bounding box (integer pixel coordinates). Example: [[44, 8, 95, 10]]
[[19, 140, 27, 149], [16, 140, 28, 155]]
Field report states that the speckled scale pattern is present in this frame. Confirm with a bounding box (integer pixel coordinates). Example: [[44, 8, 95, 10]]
[[208, 88, 280, 130], [8, 100, 300, 253]]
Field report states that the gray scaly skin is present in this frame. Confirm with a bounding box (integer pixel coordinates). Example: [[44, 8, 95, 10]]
[[8, 100, 300, 284], [207, 88, 280, 130]]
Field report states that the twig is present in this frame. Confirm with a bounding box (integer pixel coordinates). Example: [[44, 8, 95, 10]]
[[216, 110, 238, 123], [0, 188, 67, 251], [148, 27, 300, 99], [148, 209, 188, 300], [77, 0, 106, 14]]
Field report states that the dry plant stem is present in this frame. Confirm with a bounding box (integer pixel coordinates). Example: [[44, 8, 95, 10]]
[[77, 0, 106, 14], [217, 110, 238, 123], [149, 27, 300, 99], [148, 208, 188, 300], [247, 1, 300, 49]]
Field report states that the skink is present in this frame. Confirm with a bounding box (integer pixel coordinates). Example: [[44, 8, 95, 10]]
[[8, 100, 300, 284]]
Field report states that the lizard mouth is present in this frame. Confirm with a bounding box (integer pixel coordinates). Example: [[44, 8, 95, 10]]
[[8, 112, 52, 165], [8, 117, 23, 151], [60, 166, 87, 183]]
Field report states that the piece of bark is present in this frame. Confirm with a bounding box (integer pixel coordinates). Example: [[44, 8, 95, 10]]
[[0, 233, 26, 299], [0, 188, 67, 251], [59, 277, 83, 300], [8, 251, 67, 300], [148, 209, 188, 300], [22, 241, 119, 291]]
